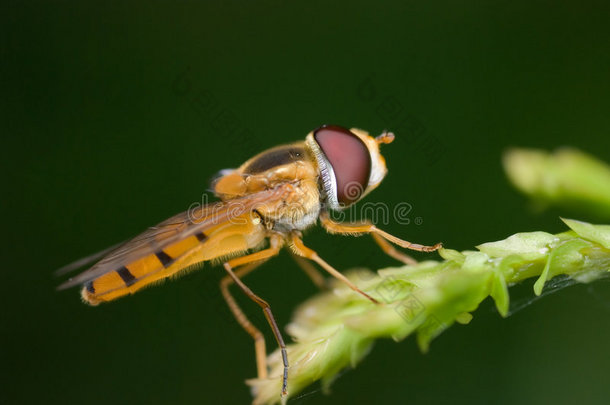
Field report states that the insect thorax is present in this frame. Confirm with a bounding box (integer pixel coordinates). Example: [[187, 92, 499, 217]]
[[212, 142, 323, 233]]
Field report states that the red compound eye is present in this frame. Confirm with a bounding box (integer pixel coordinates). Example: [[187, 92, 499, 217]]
[[314, 125, 372, 206]]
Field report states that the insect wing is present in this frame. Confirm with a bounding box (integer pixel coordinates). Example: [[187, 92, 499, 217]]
[[54, 242, 124, 277], [57, 186, 288, 290]]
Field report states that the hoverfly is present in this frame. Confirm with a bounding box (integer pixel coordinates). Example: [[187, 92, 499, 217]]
[[57, 125, 442, 399]]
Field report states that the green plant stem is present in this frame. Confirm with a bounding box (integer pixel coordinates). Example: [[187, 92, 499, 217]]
[[248, 218, 610, 405]]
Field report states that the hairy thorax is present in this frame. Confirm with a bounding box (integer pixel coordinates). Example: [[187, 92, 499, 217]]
[[212, 142, 321, 232]]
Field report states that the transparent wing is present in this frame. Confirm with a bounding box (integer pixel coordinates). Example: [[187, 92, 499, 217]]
[[57, 185, 290, 290], [54, 242, 125, 277]]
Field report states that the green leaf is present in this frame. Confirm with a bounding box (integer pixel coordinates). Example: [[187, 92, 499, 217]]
[[477, 232, 557, 260], [438, 248, 465, 263], [561, 218, 610, 249], [533, 238, 591, 295], [490, 258, 513, 317]]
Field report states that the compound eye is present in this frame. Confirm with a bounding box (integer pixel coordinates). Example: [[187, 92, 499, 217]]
[[314, 125, 372, 206]]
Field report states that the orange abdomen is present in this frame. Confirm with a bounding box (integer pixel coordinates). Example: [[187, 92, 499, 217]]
[[81, 214, 266, 305]]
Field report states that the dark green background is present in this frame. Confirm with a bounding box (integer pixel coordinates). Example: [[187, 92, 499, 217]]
[[3, 1, 610, 404]]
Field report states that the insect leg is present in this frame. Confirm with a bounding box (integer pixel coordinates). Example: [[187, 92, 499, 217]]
[[222, 241, 289, 397], [319, 211, 442, 253], [220, 261, 269, 379], [290, 233, 379, 304], [289, 253, 328, 290], [371, 233, 418, 265]]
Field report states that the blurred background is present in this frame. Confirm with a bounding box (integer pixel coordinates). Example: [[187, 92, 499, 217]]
[[2, 1, 610, 404]]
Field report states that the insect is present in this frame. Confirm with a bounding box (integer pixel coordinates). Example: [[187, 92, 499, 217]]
[[57, 125, 442, 399]]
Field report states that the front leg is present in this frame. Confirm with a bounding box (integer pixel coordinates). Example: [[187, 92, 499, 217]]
[[290, 233, 379, 304], [319, 211, 442, 255]]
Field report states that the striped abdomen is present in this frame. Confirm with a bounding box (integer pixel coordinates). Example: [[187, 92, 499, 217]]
[[81, 213, 266, 305]]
